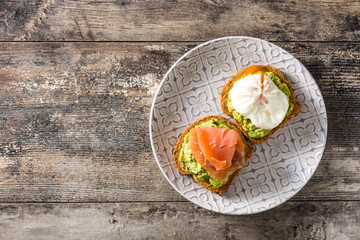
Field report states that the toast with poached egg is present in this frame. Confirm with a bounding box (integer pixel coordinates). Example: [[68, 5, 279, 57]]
[[221, 65, 300, 144]]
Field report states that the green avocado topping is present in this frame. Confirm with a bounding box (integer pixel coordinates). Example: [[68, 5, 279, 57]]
[[179, 118, 231, 189], [227, 71, 294, 138]]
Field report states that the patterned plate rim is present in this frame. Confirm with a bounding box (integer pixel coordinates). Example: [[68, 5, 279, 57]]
[[149, 36, 328, 215]]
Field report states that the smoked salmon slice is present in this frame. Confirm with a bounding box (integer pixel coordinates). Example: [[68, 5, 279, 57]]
[[189, 126, 245, 182]]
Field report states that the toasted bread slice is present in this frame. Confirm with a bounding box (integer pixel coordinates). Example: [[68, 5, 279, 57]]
[[221, 65, 300, 144], [173, 115, 254, 194]]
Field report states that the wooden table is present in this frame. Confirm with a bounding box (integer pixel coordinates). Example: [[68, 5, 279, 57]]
[[0, 1, 359, 239]]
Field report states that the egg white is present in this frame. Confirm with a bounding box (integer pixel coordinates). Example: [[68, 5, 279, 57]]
[[230, 73, 289, 129]]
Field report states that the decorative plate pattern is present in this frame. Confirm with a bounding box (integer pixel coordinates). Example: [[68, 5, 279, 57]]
[[149, 37, 327, 215]]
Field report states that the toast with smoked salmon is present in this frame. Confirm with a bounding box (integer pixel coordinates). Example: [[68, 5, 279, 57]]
[[221, 65, 300, 144], [173, 115, 253, 194]]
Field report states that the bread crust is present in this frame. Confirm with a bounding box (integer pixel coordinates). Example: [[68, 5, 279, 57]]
[[220, 65, 301, 144], [173, 115, 254, 195]]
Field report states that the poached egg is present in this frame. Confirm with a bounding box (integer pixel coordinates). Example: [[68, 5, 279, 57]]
[[229, 73, 289, 129]]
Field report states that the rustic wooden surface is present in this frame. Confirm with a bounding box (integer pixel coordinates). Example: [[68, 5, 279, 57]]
[[0, 1, 359, 239], [0, 0, 360, 41], [0, 202, 359, 240]]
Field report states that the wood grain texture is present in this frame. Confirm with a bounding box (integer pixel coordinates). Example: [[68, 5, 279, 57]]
[[0, 0, 360, 41], [0, 42, 359, 202], [0, 202, 359, 239]]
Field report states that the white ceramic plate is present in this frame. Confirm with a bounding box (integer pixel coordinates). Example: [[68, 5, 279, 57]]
[[149, 37, 327, 215]]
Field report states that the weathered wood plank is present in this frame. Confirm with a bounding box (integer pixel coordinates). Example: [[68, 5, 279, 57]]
[[0, 42, 359, 202], [0, 0, 360, 41], [0, 202, 359, 239]]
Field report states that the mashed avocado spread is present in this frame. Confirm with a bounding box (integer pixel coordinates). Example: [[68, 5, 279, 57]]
[[227, 71, 294, 138], [179, 118, 230, 189]]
